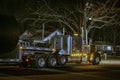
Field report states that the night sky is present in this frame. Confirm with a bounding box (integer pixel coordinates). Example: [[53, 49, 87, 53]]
[[0, 0, 26, 53]]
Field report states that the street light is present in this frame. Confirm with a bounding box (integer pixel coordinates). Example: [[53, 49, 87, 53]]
[[88, 17, 92, 20], [74, 33, 78, 36]]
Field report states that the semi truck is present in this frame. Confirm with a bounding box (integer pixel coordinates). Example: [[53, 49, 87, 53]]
[[0, 30, 101, 68]]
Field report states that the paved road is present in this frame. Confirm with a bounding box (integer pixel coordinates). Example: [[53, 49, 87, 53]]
[[0, 60, 120, 80]]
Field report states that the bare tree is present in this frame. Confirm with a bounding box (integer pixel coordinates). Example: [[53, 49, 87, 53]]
[[18, 0, 120, 40], [17, 0, 83, 35], [87, 0, 120, 32], [86, 0, 120, 44]]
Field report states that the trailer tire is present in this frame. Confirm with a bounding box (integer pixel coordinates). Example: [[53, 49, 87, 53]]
[[47, 55, 57, 67], [36, 56, 46, 68], [92, 53, 101, 65], [58, 55, 67, 66]]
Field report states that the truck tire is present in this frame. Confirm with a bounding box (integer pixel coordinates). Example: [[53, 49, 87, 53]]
[[36, 56, 46, 68], [58, 56, 67, 66], [92, 54, 101, 65], [47, 55, 57, 67]]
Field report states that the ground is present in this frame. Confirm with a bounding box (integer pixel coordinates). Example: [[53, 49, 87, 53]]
[[0, 57, 120, 80]]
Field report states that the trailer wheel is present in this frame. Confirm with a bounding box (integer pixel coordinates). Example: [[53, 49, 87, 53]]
[[92, 54, 101, 65], [36, 56, 46, 68], [58, 56, 67, 66], [47, 55, 57, 67]]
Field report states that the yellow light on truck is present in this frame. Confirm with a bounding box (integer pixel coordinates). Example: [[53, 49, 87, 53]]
[[71, 53, 82, 57], [52, 48, 56, 53], [90, 54, 94, 61], [19, 46, 23, 49], [71, 54, 74, 57], [80, 54, 82, 56]]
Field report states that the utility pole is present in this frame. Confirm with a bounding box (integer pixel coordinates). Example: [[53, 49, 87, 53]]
[[83, 0, 93, 45], [83, 7, 87, 45], [80, 0, 86, 45]]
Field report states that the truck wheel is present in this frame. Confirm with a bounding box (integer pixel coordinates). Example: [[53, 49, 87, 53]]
[[58, 56, 67, 66], [36, 56, 46, 68], [92, 54, 101, 65], [47, 55, 57, 67]]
